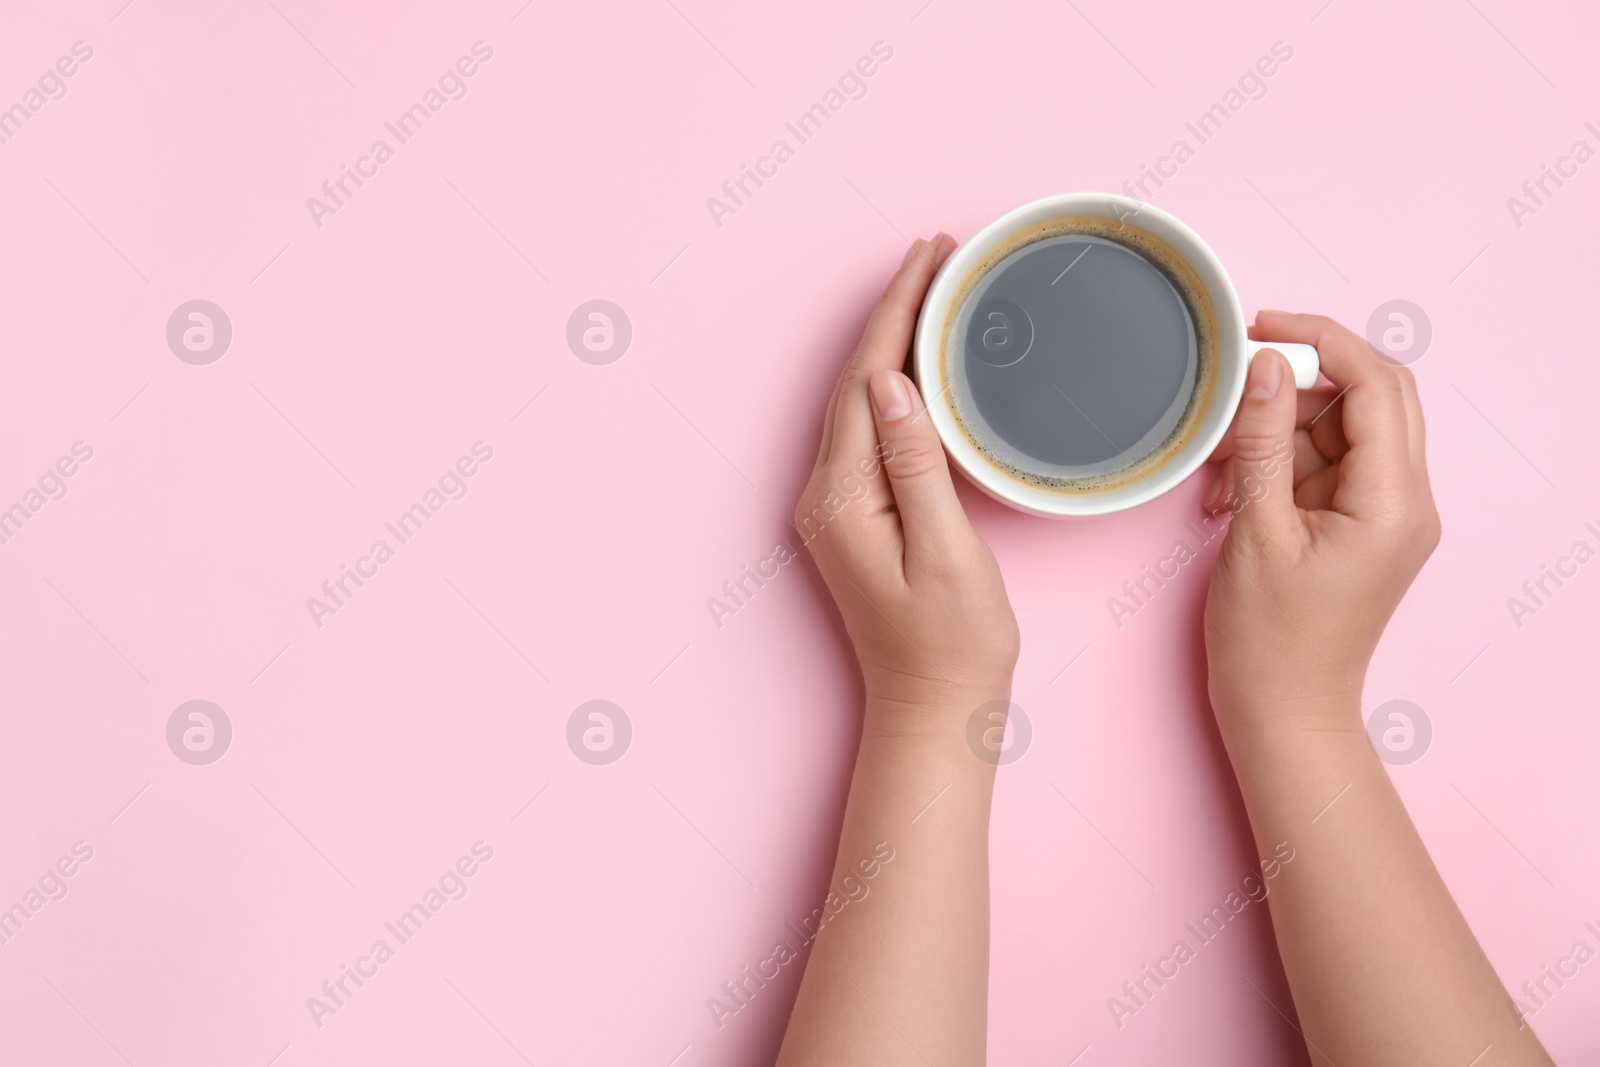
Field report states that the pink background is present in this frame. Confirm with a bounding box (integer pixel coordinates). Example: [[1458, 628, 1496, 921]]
[[2, 0, 1597, 1063]]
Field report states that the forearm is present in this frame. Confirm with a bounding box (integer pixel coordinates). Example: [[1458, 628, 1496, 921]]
[[776, 686, 1004, 1067], [1219, 699, 1552, 1066]]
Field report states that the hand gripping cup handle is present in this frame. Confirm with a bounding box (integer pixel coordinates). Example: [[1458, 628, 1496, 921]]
[[1249, 341, 1319, 389]]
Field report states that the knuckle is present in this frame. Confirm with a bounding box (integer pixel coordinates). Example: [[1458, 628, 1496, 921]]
[[1230, 518, 1291, 565], [1364, 364, 1407, 403], [1386, 374, 1410, 407], [1324, 322, 1372, 361], [1393, 364, 1419, 392], [792, 490, 832, 537], [1372, 496, 1425, 540], [883, 433, 943, 479], [917, 545, 962, 584], [838, 352, 869, 391], [1305, 315, 1345, 346], [1412, 505, 1443, 551], [865, 298, 913, 340], [1230, 427, 1290, 464], [791, 483, 815, 526]]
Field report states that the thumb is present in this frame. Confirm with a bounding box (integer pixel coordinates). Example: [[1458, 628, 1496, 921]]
[[867, 368, 967, 556], [1224, 349, 1301, 552]]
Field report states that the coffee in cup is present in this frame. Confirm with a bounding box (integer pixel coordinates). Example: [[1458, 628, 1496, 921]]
[[913, 194, 1319, 517]]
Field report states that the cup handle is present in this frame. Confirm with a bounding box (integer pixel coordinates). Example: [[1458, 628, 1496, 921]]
[[1248, 341, 1319, 390]]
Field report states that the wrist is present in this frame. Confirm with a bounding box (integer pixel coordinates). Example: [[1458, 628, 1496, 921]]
[[1213, 691, 1373, 778], [862, 672, 1014, 740], [1210, 672, 1366, 736], [1220, 713, 1386, 826]]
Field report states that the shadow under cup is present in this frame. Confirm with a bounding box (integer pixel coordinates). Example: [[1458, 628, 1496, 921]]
[[914, 197, 1253, 518]]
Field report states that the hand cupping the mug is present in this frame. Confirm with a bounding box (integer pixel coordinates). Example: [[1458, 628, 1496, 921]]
[[1204, 311, 1441, 730], [795, 235, 1019, 715]]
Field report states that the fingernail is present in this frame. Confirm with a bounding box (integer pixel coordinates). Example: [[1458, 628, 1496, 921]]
[[870, 370, 912, 421], [902, 238, 924, 267], [1246, 351, 1283, 399], [1202, 481, 1219, 511]]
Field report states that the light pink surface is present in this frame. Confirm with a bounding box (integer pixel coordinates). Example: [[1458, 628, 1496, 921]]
[[2, 1, 1597, 1064]]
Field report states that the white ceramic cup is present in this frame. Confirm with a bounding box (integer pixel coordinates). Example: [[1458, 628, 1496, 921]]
[[913, 193, 1319, 518]]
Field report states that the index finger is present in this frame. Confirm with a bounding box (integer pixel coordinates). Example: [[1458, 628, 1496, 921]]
[[1252, 311, 1407, 450], [1253, 310, 1412, 515], [825, 233, 956, 469], [810, 236, 946, 470]]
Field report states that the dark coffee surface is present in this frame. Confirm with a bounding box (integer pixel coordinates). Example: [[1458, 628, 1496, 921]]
[[961, 235, 1195, 469]]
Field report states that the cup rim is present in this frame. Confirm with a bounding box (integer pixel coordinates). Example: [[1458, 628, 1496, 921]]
[[912, 192, 1249, 518]]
